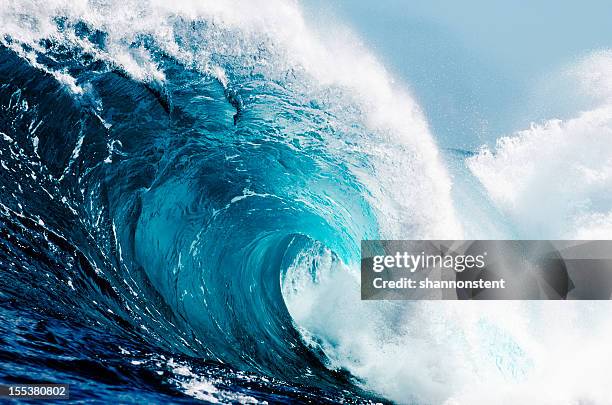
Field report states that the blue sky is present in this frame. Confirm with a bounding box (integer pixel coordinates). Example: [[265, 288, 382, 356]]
[[303, 0, 612, 149]]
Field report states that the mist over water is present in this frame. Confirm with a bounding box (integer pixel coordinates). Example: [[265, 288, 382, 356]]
[[1, 1, 612, 404]]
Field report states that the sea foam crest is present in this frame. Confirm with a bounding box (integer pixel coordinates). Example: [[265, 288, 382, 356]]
[[468, 52, 612, 239]]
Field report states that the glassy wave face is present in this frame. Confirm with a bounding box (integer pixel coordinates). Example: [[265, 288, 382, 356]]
[[0, 0, 461, 403]]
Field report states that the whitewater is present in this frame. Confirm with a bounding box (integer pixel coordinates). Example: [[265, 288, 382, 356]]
[[1, 0, 611, 404]]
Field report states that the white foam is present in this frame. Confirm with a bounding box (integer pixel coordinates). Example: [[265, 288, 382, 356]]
[[285, 249, 612, 404], [468, 52, 612, 239], [285, 52, 612, 404]]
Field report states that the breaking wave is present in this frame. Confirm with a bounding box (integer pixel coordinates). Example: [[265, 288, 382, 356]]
[[1, 1, 611, 404]]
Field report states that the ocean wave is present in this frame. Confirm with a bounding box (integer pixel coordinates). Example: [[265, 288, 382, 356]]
[[0, 0, 460, 403], [2, 1, 612, 404]]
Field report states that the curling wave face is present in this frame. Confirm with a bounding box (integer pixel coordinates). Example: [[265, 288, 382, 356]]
[[0, 0, 460, 402]]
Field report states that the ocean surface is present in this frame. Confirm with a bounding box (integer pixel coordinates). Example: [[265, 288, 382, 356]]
[[1, 1, 612, 403]]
